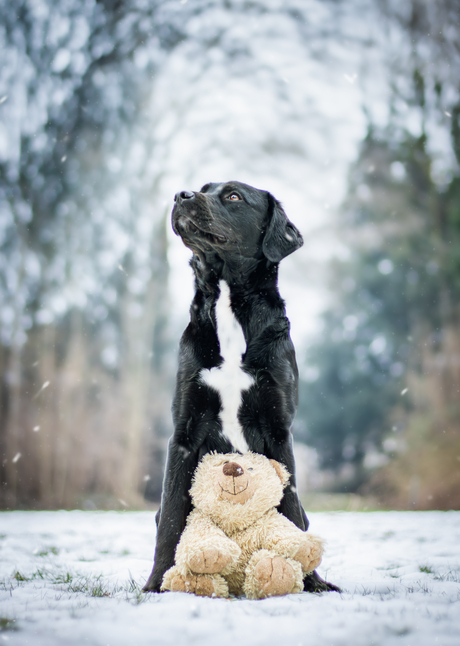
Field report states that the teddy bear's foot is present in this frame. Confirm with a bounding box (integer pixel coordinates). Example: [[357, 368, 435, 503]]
[[171, 573, 229, 598], [187, 546, 234, 574], [293, 535, 324, 573], [252, 556, 295, 598], [243, 550, 303, 599], [161, 566, 229, 598]]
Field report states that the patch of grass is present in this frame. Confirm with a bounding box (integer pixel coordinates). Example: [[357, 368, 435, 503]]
[[50, 571, 111, 597], [433, 569, 460, 583], [122, 577, 148, 605], [90, 583, 110, 597], [12, 568, 48, 583], [379, 593, 394, 601], [66, 578, 88, 594], [36, 546, 59, 557], [378, 564, 401, 576], [33, 569, 46, 580], [405, 580, 433, 594], [52, 572, 73, 585], [419, 565, 434, 574], [0, 617, 18, 632], [8, 567, 148, 604], [0, 578, 10, 592]]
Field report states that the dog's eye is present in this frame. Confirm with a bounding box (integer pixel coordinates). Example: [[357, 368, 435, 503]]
[[228, 193, 241, 201]]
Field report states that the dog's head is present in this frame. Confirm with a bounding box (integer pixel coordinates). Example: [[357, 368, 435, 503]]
[[171, 181, 303, 264]]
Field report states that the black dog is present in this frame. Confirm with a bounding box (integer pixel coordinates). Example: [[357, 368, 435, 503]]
[[144, 181, 337, 593]]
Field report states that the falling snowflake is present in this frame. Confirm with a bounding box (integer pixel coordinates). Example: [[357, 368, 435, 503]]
[[34, 381, 50, 399]]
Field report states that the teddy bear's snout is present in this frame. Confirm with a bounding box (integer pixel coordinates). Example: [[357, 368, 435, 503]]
[[223, 462, 244, 477]]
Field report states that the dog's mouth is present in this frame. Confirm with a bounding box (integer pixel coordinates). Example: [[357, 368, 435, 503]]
[[176, 215, 228, 245]]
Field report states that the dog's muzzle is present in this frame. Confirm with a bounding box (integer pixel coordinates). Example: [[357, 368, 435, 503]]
[[172, 192, 228, 246], [174, 190, 195, 203]]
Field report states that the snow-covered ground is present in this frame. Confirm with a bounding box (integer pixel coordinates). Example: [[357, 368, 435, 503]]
[[1, 511, 459, 645]]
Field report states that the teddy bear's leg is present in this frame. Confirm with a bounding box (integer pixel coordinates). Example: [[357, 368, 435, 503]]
[[186, 545, 237, 575], [176, 525, 242, 577], [161, 566, 229, 598], [243, 550, 303, 600], [171, 573, 229, 598]]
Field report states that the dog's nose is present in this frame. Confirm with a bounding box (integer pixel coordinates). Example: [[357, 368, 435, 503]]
[[174, 190, 195, 202], [223, 462, 244, 477]]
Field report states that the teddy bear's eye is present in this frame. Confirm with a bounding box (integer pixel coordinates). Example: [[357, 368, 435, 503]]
[[247, 467, 254, 471]]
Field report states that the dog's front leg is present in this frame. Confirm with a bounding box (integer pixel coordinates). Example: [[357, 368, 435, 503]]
[[270, 439, 309, 531], [143, 438, 197, 592]]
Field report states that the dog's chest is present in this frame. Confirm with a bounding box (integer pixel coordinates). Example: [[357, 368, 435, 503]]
[[200, 280, 254, 453]]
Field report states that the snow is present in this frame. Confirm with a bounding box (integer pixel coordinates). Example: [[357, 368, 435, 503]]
[[1, 511, 460, 645]]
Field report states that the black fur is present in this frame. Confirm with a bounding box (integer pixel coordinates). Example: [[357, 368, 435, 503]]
[[143, 181, 339, 594]]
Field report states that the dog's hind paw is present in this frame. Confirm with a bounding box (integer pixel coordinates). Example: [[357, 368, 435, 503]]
[[303, 570, 341, 593]]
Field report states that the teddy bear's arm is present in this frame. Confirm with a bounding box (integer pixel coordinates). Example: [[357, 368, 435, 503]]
[[175, 512, 242, 576], [257, 514, 324, 574]]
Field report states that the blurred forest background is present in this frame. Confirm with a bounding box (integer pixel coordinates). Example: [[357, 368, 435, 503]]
[[1, 0, 459, 511]]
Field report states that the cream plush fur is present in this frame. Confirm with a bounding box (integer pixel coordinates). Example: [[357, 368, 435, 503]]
[[161, 452, 324, 599]]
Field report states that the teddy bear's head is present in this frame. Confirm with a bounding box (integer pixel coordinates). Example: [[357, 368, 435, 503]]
[[190, 452, 290, 532]]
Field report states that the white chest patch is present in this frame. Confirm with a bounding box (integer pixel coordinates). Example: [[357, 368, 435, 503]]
[[200, 280, 254, 453]]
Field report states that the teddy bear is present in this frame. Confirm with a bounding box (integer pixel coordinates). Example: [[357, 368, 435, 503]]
[[161, 452, 324, 599]]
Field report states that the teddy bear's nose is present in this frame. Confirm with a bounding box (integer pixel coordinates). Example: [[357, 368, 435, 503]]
[[223, 462, 244, 477]]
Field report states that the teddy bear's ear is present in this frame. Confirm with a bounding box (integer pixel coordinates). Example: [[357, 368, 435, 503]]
[[269, 459, 290, 486]]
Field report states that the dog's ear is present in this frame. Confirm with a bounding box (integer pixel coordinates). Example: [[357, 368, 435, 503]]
[[262, 194, 304, 263]]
